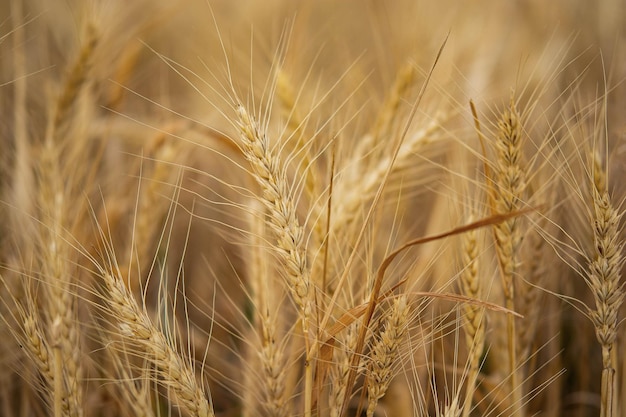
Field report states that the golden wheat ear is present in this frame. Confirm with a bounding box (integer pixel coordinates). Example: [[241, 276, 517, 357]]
[[585, 150, 624, 417], [99, 267, 214, 417], [458, 214, 486, 417], [234, 102, 316, 415], [242, 200, 289, 417], [365, 295, 410, 417], [473, 96, 528, 417], [234, 103, 314, 335]]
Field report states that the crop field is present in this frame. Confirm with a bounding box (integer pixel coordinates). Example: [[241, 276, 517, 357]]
[[1, 1, 625, 416]]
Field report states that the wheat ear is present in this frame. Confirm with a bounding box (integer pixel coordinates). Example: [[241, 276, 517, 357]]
[[235, 103, 313, 335], [131, 133, 180, 292], [370, 63, 417, 145], [245, 200, 288, 417], [22, 313, 73, 416], [101, 269, 214, 417], [459, 217, 485, 417], [332, 116, 442, 238], [365, 295, 409, 417], [258, 310, 289, 417], [33, 23, 100, 417], [329, 321, 359, 417], [52, 24, 98, 134], [442, 396, 461, 417], [10, 0, 34, 230], [105, 343, 156, 417], [490, 98, 526, 416], [354, 62, 417, 163], [235, 103, 315, 415], [586, 156, 624, 417], [516, 225, 544, 365]]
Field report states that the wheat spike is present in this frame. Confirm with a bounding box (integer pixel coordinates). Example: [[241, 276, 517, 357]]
[[235, 103, 313, 336], [459, 218, 485, 417], [586, 169, 624, 417], [101, 269, 214, 417], [490, 97, 526, 416], [366, 295, 409, 417]]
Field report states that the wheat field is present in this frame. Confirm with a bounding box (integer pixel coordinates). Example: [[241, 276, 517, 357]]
[[1, 1, 626, 416]]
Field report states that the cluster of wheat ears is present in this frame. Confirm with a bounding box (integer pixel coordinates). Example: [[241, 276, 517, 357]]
[[2, 1, 626, 416]]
